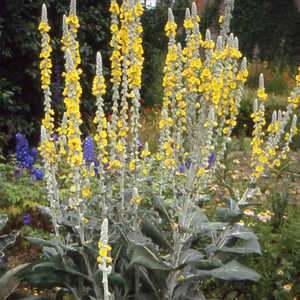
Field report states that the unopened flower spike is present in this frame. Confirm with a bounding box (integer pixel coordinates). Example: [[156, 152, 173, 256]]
[[205, 29, 211, 41], [194, 22, 200, 34], [278, 110, 282, 122], [63, 15, 68, 33], [168, 8, 174, 23], [191, 1, 197, 16], [234, 37, 239, 49], [96, 51, 102, 75], [241, 57, 247, 71], [185, 8, 190, 20], [69, 0, 76, 15], [216, 36, 223, 51], [291, 115, 297, 131], [271, 111, 277, 124], [229, 33, 234, 45], [259, 73, 265, 90], [42, 4, 48, 23]]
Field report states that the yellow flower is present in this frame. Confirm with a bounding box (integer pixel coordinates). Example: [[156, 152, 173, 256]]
[[219, 15, 223, 23], [257, 88, 268, 101], [110, 24, 118, 33], [255, 165, 264, 173], [117, 141, 124, 152], [99, 248, 108, 257], [82, 188, 91, 198], [283, 283, 292, 291], [82, 217, 88, 223], [156, 153, 163, 160], [129, 159, 136, 171]]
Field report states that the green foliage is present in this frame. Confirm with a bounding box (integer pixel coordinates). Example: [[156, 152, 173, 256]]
[[231, 0, 300, 63], [0, 155, 47, 216], [0, 214, 28, 300]]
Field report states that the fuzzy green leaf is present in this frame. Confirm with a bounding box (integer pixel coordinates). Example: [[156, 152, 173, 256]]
[[217, 207, 242, 222], [26, 237, 56, 248], [209, 260, 261, 282], [0, 215, 8, 231], [228, 224, 258, 240], [130, 245, 170, 270], [179, 249, 204, 267], [0, 263, 28, 300], [218, 239, 262, 255], [141, 219, 172, 250], [152, 195, 171, 222], [0, 231, 19, 253]]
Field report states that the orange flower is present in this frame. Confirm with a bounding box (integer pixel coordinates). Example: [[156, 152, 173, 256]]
[[283, 72, 289, 80], [145, 107, 151, 113], [196, 0, 203, 9]]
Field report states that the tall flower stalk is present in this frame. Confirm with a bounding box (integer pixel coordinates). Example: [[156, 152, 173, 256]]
[[33, 0, 299, 299]]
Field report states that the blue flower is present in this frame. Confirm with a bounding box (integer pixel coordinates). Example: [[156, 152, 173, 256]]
[[51, 133, 59, 141], [22, 214, 31, 225], [16, 133, 34, 169], [208, 152, 215, 168], [176, 191, 183, 197], [31, 167, 44, 180], [178, 164, 185, 173], [185, 161, 191, 169], [137, 136, 142, 152], [31, 147, 38, 160], [14, 168, 22, 179], [83, 136, 94, 162]]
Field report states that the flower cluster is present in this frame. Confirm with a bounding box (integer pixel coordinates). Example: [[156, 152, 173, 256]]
[[35, 1, 299, 299], [250, 73, 298, 180], [257, 210, 273, 223], [15, 133, 44, 180]]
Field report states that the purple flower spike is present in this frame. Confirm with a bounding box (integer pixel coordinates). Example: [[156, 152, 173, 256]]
[[185, 161, 191, 169], [51, 133, 59, 141], [16, 133, 34, 169], [31, 167, 44, 180], [176, 191, 183, 197], [14, 168, 22, 179], [178, 165, 185, 173], [22, 214, 31, 225], [137, 136, 142, 152], [208, 152, 215, 168], [83, 136, 94, 162], [31, 147, 38, 160]]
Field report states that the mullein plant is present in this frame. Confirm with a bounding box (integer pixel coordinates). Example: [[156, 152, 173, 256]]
[[20, 0, 299, 299]]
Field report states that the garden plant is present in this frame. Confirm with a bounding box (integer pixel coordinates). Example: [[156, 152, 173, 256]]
[[12, 0, 300, 299]]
